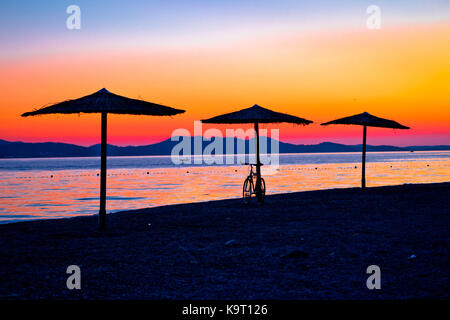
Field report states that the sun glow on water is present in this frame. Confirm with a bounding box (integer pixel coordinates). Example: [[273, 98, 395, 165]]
[[0, 151, 448, 223]]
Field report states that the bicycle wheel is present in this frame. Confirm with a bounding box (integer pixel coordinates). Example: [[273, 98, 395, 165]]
[[243, 176, 253, 204]]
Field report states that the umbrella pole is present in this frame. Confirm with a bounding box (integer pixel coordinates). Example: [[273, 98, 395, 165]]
[[362, 125, 367, 190], [99, 112, 107, 230], [254, 122, 262, 203]]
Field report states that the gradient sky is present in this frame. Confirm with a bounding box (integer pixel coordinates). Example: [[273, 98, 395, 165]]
[[1, 0, 449, 146]]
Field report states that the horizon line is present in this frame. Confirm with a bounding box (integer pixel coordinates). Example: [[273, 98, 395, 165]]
[[1, 137, 449, 149]]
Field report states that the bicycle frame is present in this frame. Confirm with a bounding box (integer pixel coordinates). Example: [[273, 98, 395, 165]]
[[242, 163, 265, 203]]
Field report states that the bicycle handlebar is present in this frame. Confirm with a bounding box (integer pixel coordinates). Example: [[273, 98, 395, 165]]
[[243, 163, 264, 166]]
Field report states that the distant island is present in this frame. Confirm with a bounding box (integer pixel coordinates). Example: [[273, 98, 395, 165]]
[[0, 138, 449, 159]]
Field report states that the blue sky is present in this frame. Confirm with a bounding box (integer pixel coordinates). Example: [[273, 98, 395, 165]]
[[1, 0, 449, 60]]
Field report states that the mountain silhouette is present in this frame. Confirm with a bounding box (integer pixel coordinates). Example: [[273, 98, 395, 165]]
[[0, 137, 448, 158]]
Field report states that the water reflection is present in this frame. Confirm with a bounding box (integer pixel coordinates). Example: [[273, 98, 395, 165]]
[[0, 152, 448, 223]]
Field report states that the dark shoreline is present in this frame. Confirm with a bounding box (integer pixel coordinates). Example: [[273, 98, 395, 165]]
[[0, 182, 449, 299]]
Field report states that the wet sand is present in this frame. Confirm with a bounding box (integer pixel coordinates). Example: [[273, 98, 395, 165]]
[[0, 182, 448, 299]]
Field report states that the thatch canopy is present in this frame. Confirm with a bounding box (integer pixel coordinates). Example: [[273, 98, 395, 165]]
[[202, 104, 312, 125], [20, 88, 185, 230], [321, 112, 409, 129], [202, 104, 312, 203], [321, 111, 409, 190], [22, 88, 185, 117]]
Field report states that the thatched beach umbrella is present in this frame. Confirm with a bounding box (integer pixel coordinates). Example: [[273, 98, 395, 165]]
[[202, 104, 312, 202], [22, 88, 185, 230], [321, 112, 409, 189]]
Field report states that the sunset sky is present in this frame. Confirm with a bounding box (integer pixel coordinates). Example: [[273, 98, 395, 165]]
[[1, 0, 449, 146]]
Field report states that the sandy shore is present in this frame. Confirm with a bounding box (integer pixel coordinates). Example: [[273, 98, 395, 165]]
[[0, 182, 448, 299]]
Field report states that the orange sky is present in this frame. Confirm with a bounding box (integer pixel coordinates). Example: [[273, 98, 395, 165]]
[[0, 22, 449, 146]]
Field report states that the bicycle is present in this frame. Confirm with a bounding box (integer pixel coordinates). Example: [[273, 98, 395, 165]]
[[242, 163, 266, 204]]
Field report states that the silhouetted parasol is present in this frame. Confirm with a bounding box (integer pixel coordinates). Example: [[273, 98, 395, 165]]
[[22, 88, 185, 230], [202, 104, 312, 202], [321, 112, 409, 189]]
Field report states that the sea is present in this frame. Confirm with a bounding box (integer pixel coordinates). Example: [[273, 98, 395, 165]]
[[0, 151, 448, 223]]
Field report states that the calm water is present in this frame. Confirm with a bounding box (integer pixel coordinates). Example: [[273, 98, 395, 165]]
[[0, 151, 448, 223]]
